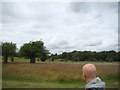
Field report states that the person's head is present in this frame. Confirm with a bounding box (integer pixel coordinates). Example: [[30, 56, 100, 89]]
[[82, 64, 97, 83]]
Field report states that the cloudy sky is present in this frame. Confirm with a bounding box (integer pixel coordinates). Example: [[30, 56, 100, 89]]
[[1, 2, 118, 54]]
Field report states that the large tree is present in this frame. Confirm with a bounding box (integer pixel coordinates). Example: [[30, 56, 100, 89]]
[[2, 42, 16, 63], [20, 40, 49, 63], [40, 50, 49, 62]]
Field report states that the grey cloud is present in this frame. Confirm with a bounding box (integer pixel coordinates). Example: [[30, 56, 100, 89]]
[[49, 44, 60, 49], [24, 29, 42, 35], [95, 14, 102, 19], [0, 3, 2, 23], [70, 2, 117, 14], [118, 2, 120, 30], [2, 3, 15, 16], [87, 41, 102, 46], [59, 40, 68, 45], [93, 2, 118, 13], [2, 2, 24, 23], [48, 40, 74, 50], [70, 2, 91, 13], [2, 2, 118, 54], [48, 40, 68, 49], [2, 2, 49, 24], [118, 42, 120, 46], [33, 23, 53, 29], [118, 2, 120, 13]]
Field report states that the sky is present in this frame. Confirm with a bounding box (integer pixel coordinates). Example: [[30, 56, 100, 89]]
[[1, 2, 118, 54]]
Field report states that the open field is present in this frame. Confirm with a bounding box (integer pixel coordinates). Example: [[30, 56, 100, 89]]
[[1, 56, 119, 65], [2, 59, 119, 88]]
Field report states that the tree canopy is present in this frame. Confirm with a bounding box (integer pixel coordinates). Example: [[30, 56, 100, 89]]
[[57, 50, 118, 62], [2, 42, 16, 63], [19, 40, 49, 63]]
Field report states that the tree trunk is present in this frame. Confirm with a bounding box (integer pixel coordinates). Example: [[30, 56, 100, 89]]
[[11, 57, 14, 62], [65, 59, 68, 62], [37, 59, 39, 61], [4, 56, 8, 63], [52, 58, 54, 62], [30, 57, 35, 63]]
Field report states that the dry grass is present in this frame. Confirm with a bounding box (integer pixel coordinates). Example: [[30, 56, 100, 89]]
[[2, 61, 119, 88]]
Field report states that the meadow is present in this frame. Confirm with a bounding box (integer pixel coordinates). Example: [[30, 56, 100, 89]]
[[2, 57, 119, 88]]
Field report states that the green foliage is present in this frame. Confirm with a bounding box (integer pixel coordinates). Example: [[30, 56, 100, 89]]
[[50, 53, 59, 62], [41, 50, 49, 62], [57, 50, 118, 62], [1, 42, 16, 63], [19, 40, 49, 63]]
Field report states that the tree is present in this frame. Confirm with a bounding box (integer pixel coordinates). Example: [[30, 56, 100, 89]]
[[40, 49, 49, 62], [71, 51, 80, 61], [51, 50, 118, 62], [61, 52, 69, 62], [106, 51, 118, 62], [50, 53, 58, 62], [19, 40, 49, 63], [106, 57, 113, 62], [2, 42, 16, 63], [0, 43, 2, 57], [50, 54, 55, 62]]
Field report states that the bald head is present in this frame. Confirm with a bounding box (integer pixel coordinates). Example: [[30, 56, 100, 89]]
[[82, 64, 97, 83]]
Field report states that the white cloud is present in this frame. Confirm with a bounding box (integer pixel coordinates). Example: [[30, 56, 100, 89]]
[[1, 2, 118, 54]]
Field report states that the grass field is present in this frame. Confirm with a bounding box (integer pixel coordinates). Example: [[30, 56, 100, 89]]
[[2, 58, 119, 88]]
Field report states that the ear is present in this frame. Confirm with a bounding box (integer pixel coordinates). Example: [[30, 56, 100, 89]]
[[82, 73, 86, 80], [84, 75, 86, 79]]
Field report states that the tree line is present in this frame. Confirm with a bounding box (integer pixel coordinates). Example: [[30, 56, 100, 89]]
[[0, 40, 119, 63], [51, 50, 119, 62]]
